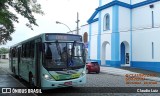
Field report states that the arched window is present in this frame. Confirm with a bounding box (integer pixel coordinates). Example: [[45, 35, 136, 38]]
[[103, 13, 110, 30]]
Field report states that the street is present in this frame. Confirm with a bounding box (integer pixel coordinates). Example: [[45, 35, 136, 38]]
[[0, 59, 160, 96]]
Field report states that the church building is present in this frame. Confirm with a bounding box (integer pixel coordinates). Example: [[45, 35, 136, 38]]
[[80, 0, 160, 72]]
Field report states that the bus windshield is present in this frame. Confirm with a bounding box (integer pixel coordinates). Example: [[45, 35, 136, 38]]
[[44, 42, 85, 70]]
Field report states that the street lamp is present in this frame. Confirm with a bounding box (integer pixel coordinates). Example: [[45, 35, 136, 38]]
[[56, 21, 72, 34]]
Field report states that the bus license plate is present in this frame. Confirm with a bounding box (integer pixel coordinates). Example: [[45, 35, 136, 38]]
[[64, 81, 72, 86]]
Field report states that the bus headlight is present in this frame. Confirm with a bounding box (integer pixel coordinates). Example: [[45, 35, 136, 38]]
[[43, 74, 52, 80], [81, 69, 86, 76]]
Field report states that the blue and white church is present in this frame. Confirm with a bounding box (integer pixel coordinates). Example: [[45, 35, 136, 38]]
[[80, 0, 160, 72]]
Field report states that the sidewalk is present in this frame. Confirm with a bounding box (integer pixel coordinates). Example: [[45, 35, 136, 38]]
[[100, 66, 160, 82]]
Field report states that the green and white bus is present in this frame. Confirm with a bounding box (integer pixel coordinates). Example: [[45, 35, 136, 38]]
[[9, 33, 86, 89]]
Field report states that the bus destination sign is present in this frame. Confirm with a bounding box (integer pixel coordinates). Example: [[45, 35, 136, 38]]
[[45, 34, 82, 41]]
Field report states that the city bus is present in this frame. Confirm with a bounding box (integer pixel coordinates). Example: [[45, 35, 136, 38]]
[[9, 33, 86, 89]]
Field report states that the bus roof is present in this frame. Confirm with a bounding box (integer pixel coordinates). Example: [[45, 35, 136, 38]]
[[10, 33, 82, 48]]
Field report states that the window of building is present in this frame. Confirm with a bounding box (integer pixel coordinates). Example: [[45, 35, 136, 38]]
[[152, 11, 154, 28], [103, 13, 110, 31], [152, 42, 154, 59]]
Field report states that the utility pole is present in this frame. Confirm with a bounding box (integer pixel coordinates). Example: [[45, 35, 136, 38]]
[[76, 12, 80, 35]]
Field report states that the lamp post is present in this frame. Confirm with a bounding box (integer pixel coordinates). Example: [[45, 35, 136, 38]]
[[56, 21, 72, 34]]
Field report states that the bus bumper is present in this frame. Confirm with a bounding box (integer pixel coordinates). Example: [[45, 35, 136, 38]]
[[41, 74, 86, 90]]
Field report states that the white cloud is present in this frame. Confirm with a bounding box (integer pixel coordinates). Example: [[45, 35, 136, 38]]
[[0, 0, 98, 48]]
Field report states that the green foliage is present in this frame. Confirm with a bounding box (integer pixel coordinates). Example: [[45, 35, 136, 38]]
[[0, 0, 44, 45], [0, 47, 9, 54]]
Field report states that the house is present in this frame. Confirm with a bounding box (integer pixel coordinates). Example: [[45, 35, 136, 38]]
[[0, 53, 9, 59], [80, 0, 160, 72]]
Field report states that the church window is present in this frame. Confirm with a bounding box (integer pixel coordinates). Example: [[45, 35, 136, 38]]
[[104, 13, 110, 30]]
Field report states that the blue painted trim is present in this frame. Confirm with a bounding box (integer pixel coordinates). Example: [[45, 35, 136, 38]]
[[105, 60, 121, 67], [131, 61, 160, 72], [132, 0, 160, 9], [87, 11, 99, 24], [89, 18, 99, 24], [87, 0, 160, 24], [88, 24, 92, 59], [130, 0, 132, 65], [97, 11, 101, 60], [121, 42, 125, 64], [111, 5, 119, 61]]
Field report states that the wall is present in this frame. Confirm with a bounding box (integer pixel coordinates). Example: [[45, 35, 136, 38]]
[[101, 7, 113, 33], [132, 28, 160, 61], [132, 1, 160, 61], [119, 6, 131, 32], [132, 5, 152, 30], [90, 22, 99, 60], [131, 0, 146, 5], [118, 0, 131, 4], [101, 34, 111, 60]]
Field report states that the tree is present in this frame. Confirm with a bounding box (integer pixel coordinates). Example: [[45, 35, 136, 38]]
[[0, 47, 9, 54], [0, 0, 44, 45]]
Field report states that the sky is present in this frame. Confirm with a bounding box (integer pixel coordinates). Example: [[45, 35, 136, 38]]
[[1, 0, 98, 48]]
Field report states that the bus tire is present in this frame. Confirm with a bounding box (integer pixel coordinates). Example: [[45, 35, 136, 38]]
[[29, 73, 35, 88]]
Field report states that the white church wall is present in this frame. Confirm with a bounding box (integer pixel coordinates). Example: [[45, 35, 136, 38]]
[[153, 2, 160, 27], [91, 22, 99, 35], [131, 0, 146, 5], [118, 0, 131, 4], [132, 28, 160, 62], [101, 33, 111, 60], [132, 5, 152, 30], [90, 34, 98, 60], [119, 6, 131, 32]]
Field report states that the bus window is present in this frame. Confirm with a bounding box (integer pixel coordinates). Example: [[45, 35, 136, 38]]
[[26, 43, 30, 58], [43, 42, 85, 69], [30, 41, 35, 58], [12, 48, 17, 57], [22, 44, 26, 57], [44, 43, 67, 69]]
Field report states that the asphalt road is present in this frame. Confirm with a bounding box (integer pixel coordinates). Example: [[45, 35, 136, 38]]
[[0, 59, 160, 96], [0, 59, 36, 96]]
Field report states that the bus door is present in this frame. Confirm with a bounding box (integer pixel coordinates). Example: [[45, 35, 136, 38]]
[[35, 42, 41, 87], [10, 48, 14, 72], [17, 47, 21, 75]]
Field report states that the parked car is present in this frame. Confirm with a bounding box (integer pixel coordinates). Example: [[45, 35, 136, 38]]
[[86, 62, 100, 74]]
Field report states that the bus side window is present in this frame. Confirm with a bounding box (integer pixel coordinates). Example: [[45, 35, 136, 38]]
[[22, 44, 27, 58], [12, 48, 16, 57], [30, 41, 35, 58], [26, 43, 30, 58]]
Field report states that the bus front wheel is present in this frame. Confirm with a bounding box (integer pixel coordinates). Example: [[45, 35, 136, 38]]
[[29, 73, 35, 88]]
